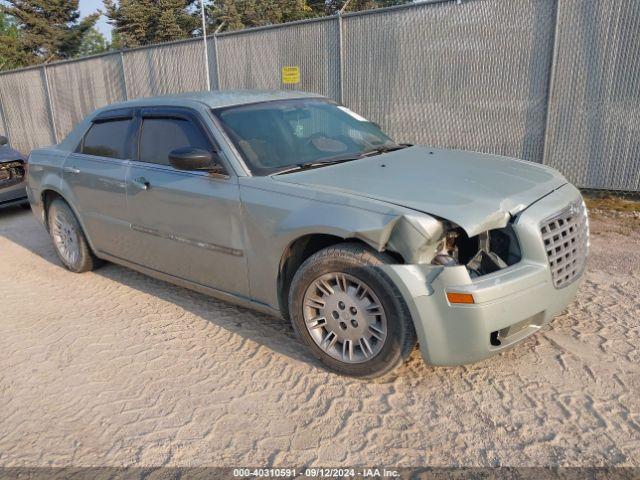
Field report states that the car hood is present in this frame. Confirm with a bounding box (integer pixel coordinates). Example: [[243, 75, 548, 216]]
[[274, 146, 567, 237]]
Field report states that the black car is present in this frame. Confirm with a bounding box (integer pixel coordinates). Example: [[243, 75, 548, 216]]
[[0, 135, 28, 207]]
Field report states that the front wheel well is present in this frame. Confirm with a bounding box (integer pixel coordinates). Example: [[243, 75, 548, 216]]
[[277, 234, 404, 318]]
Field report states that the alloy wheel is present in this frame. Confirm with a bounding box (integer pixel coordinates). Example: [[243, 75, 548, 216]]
[[51, 211, 80, 266], [302, 272, 387, 363]]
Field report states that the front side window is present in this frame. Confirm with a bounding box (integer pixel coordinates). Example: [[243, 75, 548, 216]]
[[82, 119, 132, 159], [138, 117, 211, 166], [213, 99, 398, 175]]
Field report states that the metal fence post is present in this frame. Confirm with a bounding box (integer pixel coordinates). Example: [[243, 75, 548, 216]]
[[336, 1, 351, 104], [0, 88, 8, 139], [212, 35, 221, 90], [119, 51, 129, 100], [213, 22, 226, 90], [541, 0, 562, 166], [41, 64, 58, 143], [337, 13, 345, 105], [200, 0, 211, 91]]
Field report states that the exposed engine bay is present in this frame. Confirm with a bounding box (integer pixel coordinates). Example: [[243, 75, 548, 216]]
[[431, 225, 522, 277], [380, 213, 522, 278], [0, 160, 25, 189]]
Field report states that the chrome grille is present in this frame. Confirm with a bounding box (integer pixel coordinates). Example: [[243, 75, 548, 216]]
[[540, 200, 589, 289]]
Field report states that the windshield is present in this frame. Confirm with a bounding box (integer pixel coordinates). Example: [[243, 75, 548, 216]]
[[212, 99, 397, 175]]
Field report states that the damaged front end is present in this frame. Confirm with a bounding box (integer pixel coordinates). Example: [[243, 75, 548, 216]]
[[431, 225, 521, 277], [377, 183, 585, 366], [385, 213, 521, 278], [0, 160, 26, 189]]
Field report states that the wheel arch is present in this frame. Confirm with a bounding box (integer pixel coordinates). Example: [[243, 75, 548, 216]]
[[41, 188, 67, 231], [276, 232, 405, 318], [40, 188, 98, 255]]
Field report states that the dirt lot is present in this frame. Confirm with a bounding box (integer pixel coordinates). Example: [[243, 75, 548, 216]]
[[0, 205, 638, 467]]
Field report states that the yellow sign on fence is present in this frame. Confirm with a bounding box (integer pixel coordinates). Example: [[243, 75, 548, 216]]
[[281, 66, 300, 84]]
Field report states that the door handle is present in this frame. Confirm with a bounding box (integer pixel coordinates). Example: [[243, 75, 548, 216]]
[[132, 176, 150, 190], [63, 166, 81, 174]]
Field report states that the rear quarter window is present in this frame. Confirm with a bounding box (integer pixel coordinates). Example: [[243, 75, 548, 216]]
[[81, 119, 132, 159]]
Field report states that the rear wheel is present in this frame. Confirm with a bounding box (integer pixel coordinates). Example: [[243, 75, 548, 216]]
[[288, 243, 416, 378], [47, 198, 102, 273]]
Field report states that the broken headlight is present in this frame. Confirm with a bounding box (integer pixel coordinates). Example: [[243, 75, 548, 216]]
[[432, 225, 521, 277]]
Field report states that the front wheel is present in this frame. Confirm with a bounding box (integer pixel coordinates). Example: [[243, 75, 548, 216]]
[[288, 243, 416, 378]]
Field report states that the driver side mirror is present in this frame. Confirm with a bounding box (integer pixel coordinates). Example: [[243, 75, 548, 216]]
[[0, 135, 7, 146], [169, 147, 222, 173]]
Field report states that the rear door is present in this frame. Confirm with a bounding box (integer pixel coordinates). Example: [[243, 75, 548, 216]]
[[124, 107, 249, 297], [62, 109, 134, 258]]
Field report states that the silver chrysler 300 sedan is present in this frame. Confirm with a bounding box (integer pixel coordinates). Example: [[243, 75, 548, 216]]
[[26, 90, 589, 378]]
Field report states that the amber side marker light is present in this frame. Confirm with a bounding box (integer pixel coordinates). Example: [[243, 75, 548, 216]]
[[446, 292, 475, 304]]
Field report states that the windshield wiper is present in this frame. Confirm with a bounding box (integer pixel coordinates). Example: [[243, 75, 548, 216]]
[[361, 144, 409, 157], [271, 144, 410, 176], [271, 154, 365, 175]]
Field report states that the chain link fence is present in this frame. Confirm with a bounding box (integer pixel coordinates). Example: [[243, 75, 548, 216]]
[[122, 39, 209, 101], [342, 0, 556, 163], [216, 17, 341, 100], [543, 0, 640, 191], [0, 67, 55, 153], [46, 53, 127, 143], [0, 0, 637, 191]]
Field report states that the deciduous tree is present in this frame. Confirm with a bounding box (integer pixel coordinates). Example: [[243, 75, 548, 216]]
[[77, 27, 109, 57], [0, 12, 27, 70]]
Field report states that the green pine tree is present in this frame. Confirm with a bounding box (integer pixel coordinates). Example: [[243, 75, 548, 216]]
[[208, 0, 316, 31], [0, 0, 99, 64], [104, 0, 200, 48]]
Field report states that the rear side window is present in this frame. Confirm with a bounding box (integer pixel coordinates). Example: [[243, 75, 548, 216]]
[[139, 117, 211, 166], [81, 119, 132, 159]]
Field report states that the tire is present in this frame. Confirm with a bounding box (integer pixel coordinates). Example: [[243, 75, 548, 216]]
[[288, 242, 416, 379], [47, 198, 102, 273]]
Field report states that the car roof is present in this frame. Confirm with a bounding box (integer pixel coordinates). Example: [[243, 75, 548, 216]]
[[97, 89, 326, 113]]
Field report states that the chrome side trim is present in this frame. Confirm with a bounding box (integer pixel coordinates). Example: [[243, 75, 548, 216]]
[[131, 224, 243, 257]]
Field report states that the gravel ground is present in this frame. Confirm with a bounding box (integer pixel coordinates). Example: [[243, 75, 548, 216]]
[[0, 206, 638, 467]]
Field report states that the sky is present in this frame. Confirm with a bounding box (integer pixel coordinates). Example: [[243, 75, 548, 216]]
[[79, 0, 112, 41]]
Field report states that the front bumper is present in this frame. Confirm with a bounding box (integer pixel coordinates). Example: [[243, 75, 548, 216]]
[[0, 160, 27, 205], [0, 181, 27, 205], [381, 183, 586, 366]]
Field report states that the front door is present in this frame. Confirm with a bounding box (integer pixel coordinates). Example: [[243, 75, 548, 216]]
[[124, 107, 248, 297]]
